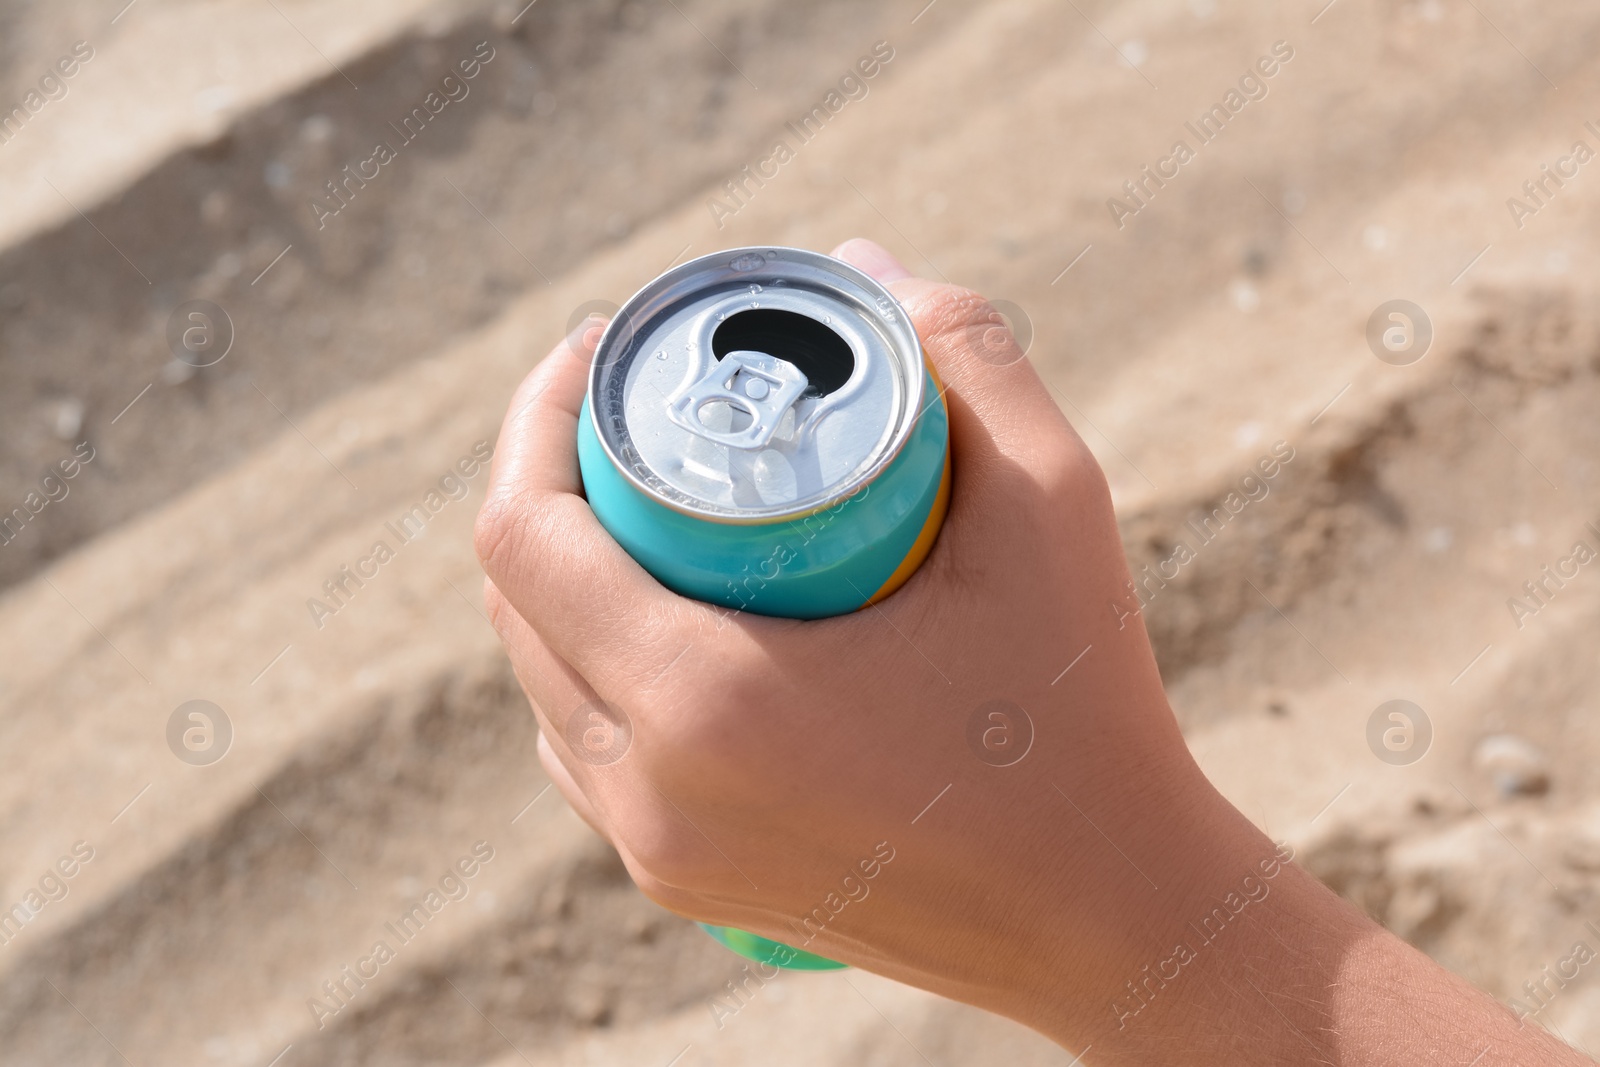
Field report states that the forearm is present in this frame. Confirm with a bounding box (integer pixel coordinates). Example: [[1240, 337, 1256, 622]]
[[1324, 915, 1586, 1067], [1013, 793, 1586, 1066]]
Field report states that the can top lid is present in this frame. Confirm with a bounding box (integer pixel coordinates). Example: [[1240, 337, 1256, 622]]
[[587, 247, 924, 523]]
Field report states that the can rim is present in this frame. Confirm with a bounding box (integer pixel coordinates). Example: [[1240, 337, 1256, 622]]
[[585, 246, 927, 525]]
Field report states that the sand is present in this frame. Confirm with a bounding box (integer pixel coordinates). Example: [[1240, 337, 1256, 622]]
[[2, 0, 1599, 1062]]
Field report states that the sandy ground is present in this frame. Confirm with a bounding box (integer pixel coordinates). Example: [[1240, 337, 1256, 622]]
[[2, 0, 1600, 1063]]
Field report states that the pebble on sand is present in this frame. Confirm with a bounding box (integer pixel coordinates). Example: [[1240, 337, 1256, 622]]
[[1472, 734, 1550, 797]]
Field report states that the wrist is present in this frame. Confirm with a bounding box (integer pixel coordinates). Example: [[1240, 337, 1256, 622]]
[[1004, 773, 1294, 1056]]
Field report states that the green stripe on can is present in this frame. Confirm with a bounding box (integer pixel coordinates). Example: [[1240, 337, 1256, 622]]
[[697, 923, 848, 972]]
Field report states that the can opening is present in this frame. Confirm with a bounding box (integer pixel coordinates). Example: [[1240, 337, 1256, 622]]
[[712, 309, 854, 398]]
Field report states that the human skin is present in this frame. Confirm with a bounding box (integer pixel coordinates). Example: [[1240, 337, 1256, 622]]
[[475, 238, 1587, 1065]]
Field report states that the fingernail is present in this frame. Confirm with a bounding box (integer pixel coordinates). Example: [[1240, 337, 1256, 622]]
[[567, 315, 605, 349], [830, 238, 914, 283], [562, 315, 606, 364]]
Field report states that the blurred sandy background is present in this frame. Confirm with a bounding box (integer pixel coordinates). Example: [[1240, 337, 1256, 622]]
[[2, 0, 1599, 1062]]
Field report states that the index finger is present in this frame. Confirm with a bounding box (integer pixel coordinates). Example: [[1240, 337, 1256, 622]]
[[474, 328, 711, 697]]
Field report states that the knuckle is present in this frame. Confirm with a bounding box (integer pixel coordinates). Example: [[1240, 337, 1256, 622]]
[[909, 284, 998, 349], [625, 867, 718, 924], [1036, 439, 1101, 500], [624, 816, 722, 891], [901, 284, 1030, 373], [482, 579, 510, 630], [628, 870, 682, 912], [473, 490, 520, 573], [476, 491, 568, 598]]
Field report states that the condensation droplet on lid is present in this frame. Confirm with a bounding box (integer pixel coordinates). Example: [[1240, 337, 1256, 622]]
[[748, 283, 763, 294], [655, 350, 667, 360]]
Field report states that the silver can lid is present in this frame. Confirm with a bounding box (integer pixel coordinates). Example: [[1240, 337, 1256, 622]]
[[588, 247, 924, 523]]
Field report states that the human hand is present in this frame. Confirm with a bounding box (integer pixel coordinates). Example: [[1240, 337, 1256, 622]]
[[474, 236, 1236, 1032]]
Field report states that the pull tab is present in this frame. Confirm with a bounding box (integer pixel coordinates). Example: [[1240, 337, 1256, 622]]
[[666, 350, 808, 450]]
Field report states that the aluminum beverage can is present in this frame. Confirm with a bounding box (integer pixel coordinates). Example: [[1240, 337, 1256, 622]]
[[576, 245, 951, 969]]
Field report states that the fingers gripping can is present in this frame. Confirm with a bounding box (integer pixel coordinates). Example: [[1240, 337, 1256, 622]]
[[576, 246, 951, 970]]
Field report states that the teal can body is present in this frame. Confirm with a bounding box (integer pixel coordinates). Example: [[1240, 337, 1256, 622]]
[[576, 366, 947, 619], [575, 246, 950, 971]]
